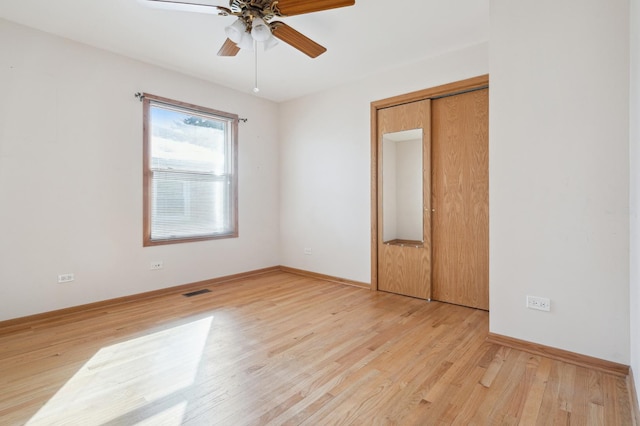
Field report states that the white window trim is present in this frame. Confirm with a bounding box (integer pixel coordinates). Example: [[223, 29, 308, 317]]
[[142, 93, 238, 246]]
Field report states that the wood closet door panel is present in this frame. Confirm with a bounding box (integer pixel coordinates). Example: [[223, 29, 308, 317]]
[[431, 89, 489, 310], [377, 99, 431, 300]]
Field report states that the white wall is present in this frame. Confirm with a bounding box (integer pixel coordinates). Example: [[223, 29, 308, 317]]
[[0, 19, 280, 321], [630, 0, 640, 402], [490, 1, 630, 363], [279, 42, 489, 283]]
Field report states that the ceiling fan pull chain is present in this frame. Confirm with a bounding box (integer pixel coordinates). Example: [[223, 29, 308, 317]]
[[253, 40, 260, 93]]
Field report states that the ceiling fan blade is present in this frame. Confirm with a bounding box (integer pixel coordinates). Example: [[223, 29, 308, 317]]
[[143, 0, 231, 15], [217, 38, 240, 56], [271, 22, 327, 58], [274, 0, 355, 16]]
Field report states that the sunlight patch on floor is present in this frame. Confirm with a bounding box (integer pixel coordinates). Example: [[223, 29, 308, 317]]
[[27, 316, 213, 425], [136, 401, 188, 426]]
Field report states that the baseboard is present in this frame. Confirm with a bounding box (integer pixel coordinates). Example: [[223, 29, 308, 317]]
[[630, 367, 640, 426], [0, 266, 280, 335], [278, 266, 370, 289], [0, 266, 368, 334], [487, 332, 629, 377]]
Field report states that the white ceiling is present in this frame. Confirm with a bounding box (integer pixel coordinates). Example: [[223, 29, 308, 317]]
[[0, 0, 489, 102]]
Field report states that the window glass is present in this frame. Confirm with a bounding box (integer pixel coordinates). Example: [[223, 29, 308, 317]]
[[143, 95, 238, 246]]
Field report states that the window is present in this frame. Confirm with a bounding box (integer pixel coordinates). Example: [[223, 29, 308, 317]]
[[142, 94, 238, 246]]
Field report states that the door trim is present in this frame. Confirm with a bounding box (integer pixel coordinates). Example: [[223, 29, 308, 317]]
[[370, 75, 489, 291]]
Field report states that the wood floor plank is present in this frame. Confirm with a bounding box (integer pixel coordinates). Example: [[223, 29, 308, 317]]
[[0, 271, 633, 425], [518, 356, 553, 425]]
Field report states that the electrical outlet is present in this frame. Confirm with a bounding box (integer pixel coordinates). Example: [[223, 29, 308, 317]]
[[58, 273, 75, 283], [150, 261, 163, 270], [303, 248, 312, 255], [526, 295, 551, 312]]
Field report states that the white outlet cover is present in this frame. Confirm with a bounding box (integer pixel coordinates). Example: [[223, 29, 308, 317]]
[[526, 295, 551, 312], [58, 273, 75, 283]]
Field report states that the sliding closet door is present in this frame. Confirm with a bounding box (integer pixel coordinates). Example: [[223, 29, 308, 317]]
[[431, 89, 489, 310], [377, 99, 431, 299]]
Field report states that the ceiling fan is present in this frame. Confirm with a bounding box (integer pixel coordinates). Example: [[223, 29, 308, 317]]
[[145, 0, 356, 58]]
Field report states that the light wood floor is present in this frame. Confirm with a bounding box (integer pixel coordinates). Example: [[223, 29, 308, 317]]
[[0, 271, 634, 425]]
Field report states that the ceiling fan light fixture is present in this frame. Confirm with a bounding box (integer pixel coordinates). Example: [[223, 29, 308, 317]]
[[238, 32, 255, 51], [251, 17, 271, 42], [225, 18, 245, 44], [144, 0, 356, 59], [263, 35, 279, 51]]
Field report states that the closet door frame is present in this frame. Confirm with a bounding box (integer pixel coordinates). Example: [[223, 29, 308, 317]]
[[370, 75, 489, 292]]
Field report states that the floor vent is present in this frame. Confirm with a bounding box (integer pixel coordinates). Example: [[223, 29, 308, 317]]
[[182, 289, 212, 297]]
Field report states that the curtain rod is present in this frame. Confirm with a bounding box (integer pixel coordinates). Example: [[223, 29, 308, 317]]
[[134, 92, 247, 122]]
